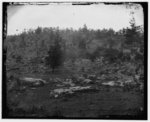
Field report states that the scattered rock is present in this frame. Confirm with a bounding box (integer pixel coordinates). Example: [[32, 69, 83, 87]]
[[56, 84, 64, 87], [102, 81, 115, 86], [135, 75, 140, 80], [54, 78, 61, 83], [97, 77, 101, 80], [83, 79, 92, 84], [34, 80, 44, 86], [77, 76, 85, 82], [22, 77, 46, 83], [116, 80, 124, 87], [124, 79, 133, 84], [63, 79, 75, 86], [50, 86, 92, 98]]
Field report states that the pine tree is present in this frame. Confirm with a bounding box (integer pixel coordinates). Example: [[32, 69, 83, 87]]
[[124, 17, 138, 46], [45, 32, 63, 73]]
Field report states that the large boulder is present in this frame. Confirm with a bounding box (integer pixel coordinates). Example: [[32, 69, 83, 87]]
[[50, 86, 92, 98], [20, 77, 47, 87]]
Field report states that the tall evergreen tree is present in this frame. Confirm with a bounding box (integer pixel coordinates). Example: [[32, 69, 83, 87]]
[[45, 32, 63, 73], [124, 17, 138, 46]]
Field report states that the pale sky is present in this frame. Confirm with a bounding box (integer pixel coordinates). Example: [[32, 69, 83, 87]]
[[7, 3, 143, 35]]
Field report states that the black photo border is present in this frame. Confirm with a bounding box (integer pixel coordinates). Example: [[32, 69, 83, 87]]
[[2, 2, 148, 120]]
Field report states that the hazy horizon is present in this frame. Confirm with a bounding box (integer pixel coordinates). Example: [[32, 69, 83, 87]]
[[7, 3, 143, 35]]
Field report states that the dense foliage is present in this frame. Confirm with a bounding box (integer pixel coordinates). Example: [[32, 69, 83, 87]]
[[45, 32, 64, 72], [5, 21, 144, 73]]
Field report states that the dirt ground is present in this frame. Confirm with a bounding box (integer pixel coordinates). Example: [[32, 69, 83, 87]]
[[6, 72, 145, 119]]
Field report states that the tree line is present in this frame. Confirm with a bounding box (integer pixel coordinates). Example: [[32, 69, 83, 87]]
[[5, 20, 144, 72]]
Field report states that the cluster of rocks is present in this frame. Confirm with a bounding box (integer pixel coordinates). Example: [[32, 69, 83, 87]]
[[50, 86, 92, 98], [49, 74, 99, 98], [7, 75, 47, 92], [49, 66, 144, 98], [96, 62, 144, 90]]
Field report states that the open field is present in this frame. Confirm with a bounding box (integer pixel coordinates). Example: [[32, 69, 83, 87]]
[[6, 68, 145, 119]]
